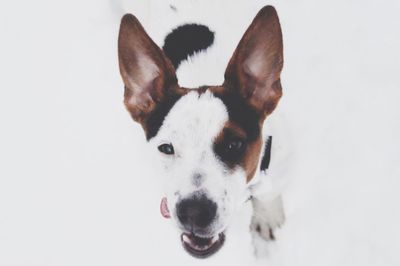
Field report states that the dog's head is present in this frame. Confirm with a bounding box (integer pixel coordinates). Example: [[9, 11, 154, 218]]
[[118, 6, 283, 258]]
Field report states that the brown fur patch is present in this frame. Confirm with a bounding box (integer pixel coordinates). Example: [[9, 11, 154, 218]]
[[213, 119, 262, 183], [221, 121, 261, 182], [243, 136, 262, 182], [209, 85, 264, 182]]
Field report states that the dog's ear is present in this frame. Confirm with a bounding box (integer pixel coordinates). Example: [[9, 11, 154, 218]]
[[118, 14, 178, 124], [224, 6, 283, 118]]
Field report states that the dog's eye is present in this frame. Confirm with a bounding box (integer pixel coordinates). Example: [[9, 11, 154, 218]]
[[226, 139, 245, 153], [158, 143, 175, 155]]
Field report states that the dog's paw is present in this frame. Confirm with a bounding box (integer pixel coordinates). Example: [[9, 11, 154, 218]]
[[250, 212, 283, 241], [250, 219, 276, 241], [250, 196, 285, 241]]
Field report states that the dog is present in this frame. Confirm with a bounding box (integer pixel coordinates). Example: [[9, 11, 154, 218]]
[[117, 5, 288, 259]]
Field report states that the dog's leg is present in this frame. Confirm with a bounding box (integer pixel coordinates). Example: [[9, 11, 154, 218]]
[[249, 110, 291, 241], [250, 195, 285, 241]]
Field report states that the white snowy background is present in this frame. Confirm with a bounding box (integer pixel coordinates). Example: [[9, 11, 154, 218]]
[[0, 0, 399, 265]]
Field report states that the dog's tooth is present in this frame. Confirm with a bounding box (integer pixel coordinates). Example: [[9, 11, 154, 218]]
[[211, 235, 219, 244], [200, 245, 208, 251], [182, 234, 190, 244]]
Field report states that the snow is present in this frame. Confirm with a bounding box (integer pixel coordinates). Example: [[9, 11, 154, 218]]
[[0, 0, 399, 265]]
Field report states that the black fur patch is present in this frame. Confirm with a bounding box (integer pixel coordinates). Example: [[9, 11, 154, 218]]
[[260, 136, 272, 171], [145, 92, 183, 140], [163, 24, 214, 69], [215, 91, 261, 142]]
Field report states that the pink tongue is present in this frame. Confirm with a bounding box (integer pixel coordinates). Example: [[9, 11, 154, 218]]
[[160, 197, 171, 219]]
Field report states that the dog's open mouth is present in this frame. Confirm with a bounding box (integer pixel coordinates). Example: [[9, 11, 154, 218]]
[[161, 197, 225, 258], [181, 232, 225, 258]]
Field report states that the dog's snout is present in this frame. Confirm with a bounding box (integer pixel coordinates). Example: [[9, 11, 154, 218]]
[[176, 195, 217, 232]]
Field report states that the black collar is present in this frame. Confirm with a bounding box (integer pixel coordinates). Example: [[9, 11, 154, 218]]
[[260, 136, 272, 171]]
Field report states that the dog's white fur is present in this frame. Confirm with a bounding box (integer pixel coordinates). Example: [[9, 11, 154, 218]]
[[116, 0, 293, 255], [150, 91, 250, 236]]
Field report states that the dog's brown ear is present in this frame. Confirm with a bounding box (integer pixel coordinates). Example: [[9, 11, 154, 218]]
[[118, 14, 178, 124], [224, 6, 283, 118]]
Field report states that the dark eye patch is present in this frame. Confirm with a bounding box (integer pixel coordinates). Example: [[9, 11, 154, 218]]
[[214, 128, 248, 168], [211, 89, 262, 169]]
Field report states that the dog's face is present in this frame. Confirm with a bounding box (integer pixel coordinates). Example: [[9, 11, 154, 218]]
[[118, 6, 283, 258]]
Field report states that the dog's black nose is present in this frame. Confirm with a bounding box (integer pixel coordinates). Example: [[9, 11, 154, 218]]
[[176, 195, 217, 232]]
